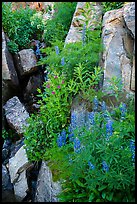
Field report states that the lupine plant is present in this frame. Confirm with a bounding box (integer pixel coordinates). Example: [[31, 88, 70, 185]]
[[43, 95, 135, 202]]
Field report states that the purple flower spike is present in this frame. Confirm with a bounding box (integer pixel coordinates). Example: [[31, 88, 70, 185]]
[[102, 161, 109, 172], [101, 101, 106, 112], [71, 111, 77, 130], [88, 111, 95, 125], [106, 119, 113, 140], [120, 102, 127, 120], [74, 137, 81, 153], [93, 96, 98, 112], [55, 46, 60, 55], [88, 161, 95, 170], [61, 57, 65, 66]]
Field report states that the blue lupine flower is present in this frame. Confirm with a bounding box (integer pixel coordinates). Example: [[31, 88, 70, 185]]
[[88, 161, 95, 170], [61, 57, 65, 66], [88, 111, 95, 125], [93, 96, 98, 112], [68, 133, 74, 142], [77, 112, 85, 128], [106, 119, 113, 140], [74, 137, 81, 153], [71, 111, 77, 130], [82, 23, 86, 46], [68, 125, 72, 133], [55, 46, 60, 55], [102, 161, 109, 172], [120, 103, 127, 120], [61, 129, 66, 145], [130, 139, 135, 162], [57, 130, 66, 147], [57, 134, 63, 147], [103, 110, 110, 122], [101, 101, 106, 112]]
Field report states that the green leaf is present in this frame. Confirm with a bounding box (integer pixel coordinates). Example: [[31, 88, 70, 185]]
[[75, 179, 85, 187], [89, 193, 95, 201], [98, 185, 107, 191], [102, 191, 106, 199], [106, 192, 114, 201]]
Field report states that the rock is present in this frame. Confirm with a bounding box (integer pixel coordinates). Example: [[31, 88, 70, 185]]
[[34, 161, 62, 202], [10, 137, 25, 158], [102, 4, 135, 93], [2, 29, 19, 88], [14, 49, 38, 76], [2, 148, 9, 163], [8, 145, 32, 201], [24, 73, 44, 97], [3, 96, 30, 135], [2, 164, 16, 202], [65, 2, 102, 44], [2, 164, 11, 190], [131, 55, 135, 91], [123, 2, 135, 91], [2, 29, 20, 128], [123, 2, 135, 38]]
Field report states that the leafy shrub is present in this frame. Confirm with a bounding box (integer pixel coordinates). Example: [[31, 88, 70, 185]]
[[2, 128, 20, 141], [43, 2, 77, 46], [39, 38, 102, 82], [2, 2, 45, 53], [44, 97, 135, 202], [102, 2, 124, 13], [24, 72, 72, 161]]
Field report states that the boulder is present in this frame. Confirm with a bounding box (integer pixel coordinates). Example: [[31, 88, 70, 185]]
[[102, 3, 135, 93], [8, 145, 32, 201], [123, 2, 135, 38], [3, 96, 30, 135], [2, 164, 17, 202], [14, 49, 38, 76], [2, 164, 12, 191], [34, 161, 62, 202], [24, 73, 44, 97], [2, 29, 20, 116], [65, 2, 102, 44], [2, 29, 19, 88]]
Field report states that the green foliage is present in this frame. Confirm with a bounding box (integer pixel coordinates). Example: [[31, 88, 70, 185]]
[[67, 63, 103, 96], [24, 72, 72, 161], [43, 2, 77, 46], [24, 114, 49, 161], [105, 76, 124, 102], [44, 101, 135, 202], [2, 129, 9, 140], [102, 2, 124, 13], [39, 39, 102, 82], [2, 128, 20, 141], [7, 40, 19, 53], [2, 2, 44, 53]]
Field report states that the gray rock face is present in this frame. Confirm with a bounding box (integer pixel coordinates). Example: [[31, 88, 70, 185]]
[[25, 73, 44, 96], [102, 3, 135, 93], [2, 164, 11, 190], [34, 161, 62, 202], [2, 29, 19, 88], [14, 49, 38, 76], [2, 164, 17, 202], [3, 96, 30, 134], [65, 2, 102, 44], [123, 2, 135, 38], [8, 145, 31, 201]]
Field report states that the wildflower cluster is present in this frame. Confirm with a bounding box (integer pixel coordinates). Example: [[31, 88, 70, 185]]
[[130, 139, 135, 163], [119, 102, 127, 120], [57, 129, 66, 147]]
